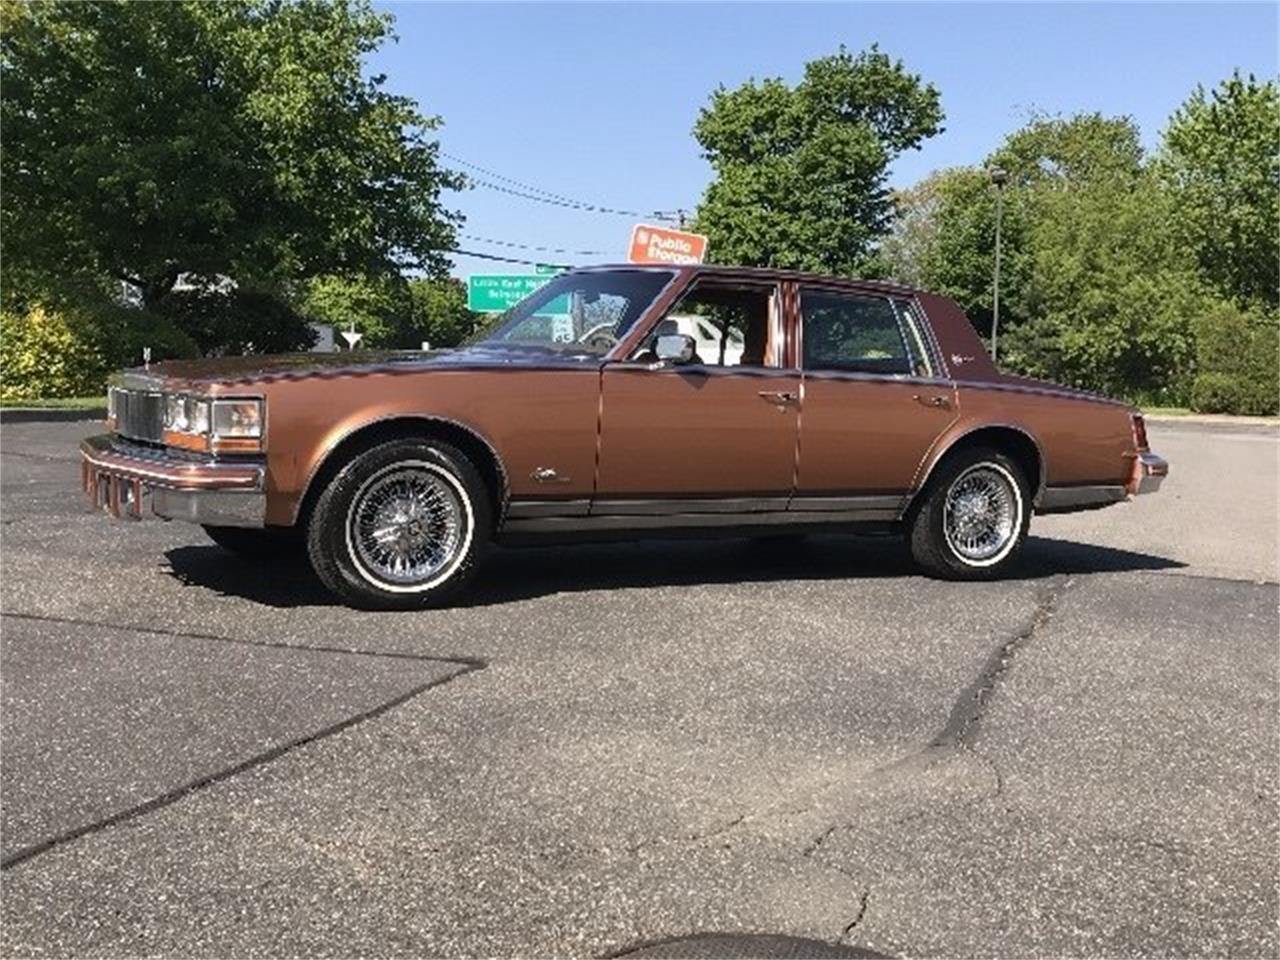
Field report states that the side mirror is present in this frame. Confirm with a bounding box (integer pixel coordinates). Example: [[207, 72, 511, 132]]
[[655, 333, 696, 365]]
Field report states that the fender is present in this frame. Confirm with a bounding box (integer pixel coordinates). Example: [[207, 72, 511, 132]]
[[904, 419, 1047, 517], [288, 412, 510, 526]]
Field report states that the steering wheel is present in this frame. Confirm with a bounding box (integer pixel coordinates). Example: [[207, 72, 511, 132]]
[[577, 323, 618, 351]]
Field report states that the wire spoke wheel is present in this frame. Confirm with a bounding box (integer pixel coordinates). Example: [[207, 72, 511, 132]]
[[942, 463, 1019, 564], [345, 462, 467, 589]]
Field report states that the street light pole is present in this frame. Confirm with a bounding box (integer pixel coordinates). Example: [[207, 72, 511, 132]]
[[990, 167, 1008, 366]]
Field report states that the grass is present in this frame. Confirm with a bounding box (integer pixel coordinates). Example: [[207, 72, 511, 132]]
[[1140, 406, 1194, 416], [0, 395, 104, 409]]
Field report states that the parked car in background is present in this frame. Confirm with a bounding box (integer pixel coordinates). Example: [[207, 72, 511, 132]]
[[81, 265, 1168, 608]]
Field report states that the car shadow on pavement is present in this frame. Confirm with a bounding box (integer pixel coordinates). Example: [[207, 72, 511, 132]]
[[162, 535, 1186, 610]]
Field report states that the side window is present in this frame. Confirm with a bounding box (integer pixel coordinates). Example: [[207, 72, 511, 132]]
[[632, 282, 777, 367], [800, 291, 912, 376]]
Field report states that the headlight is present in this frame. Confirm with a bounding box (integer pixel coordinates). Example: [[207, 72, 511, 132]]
[[164, 395, 210, 436], [212, 399, 263, 438], [162, 394, 264, 453]]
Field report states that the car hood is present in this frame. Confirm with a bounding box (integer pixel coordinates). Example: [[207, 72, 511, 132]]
[[124, 345, 597, 389]]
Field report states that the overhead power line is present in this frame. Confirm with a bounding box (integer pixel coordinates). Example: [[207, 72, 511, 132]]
[[463, 175, 651, 218], [442, 152, 588, 205], [442, 150, 678, 222], [459, 233, 612, 257], [450, 247, 572, 268]]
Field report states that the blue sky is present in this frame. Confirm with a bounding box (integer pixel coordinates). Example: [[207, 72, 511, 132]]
[[368, 1, 1278, 278]]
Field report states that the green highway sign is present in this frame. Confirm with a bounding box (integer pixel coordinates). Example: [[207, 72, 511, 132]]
[[467, 274, 550, 313]]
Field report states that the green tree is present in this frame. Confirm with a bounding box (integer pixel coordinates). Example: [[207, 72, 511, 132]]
[[692, 45, 943, 274], [910, 166, 1032, 340], [1001, 172, 1207, 401], [1, 0, 462, 310], [407, 277, 479, 348], [1158, 71, 1280, 308], [298, 273, 411, 347], [901, 113, 1209, 400], [155, 287, 317, 356]]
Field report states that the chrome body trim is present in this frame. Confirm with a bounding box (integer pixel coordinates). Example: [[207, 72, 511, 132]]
[[81, 434, 267, 526], [151, 489, 266, 527], [603, 363, 801, 379], [500, 494, 904, 532], [109, 386, 166, 443], [592, 497, 791, 516], [799, 370, 955, 388], [81, 434, 263, 490], [1036, 485, 1128, 514], [505, 499, 591, 519], [957, 379, 1131, 408], [790, 495, 903, 514], [1131, 451, 1169, 495], [500, 506, 897, 536]]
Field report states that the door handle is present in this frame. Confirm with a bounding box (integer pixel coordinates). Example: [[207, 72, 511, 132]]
[[758, 390, 798, 405], [913, 394, 950, 409]]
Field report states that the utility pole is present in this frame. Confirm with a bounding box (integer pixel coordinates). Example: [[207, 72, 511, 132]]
[[989, 167, 1008, 366]]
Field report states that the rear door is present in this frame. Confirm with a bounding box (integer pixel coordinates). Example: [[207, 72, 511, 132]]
[[794, 287, 957, 509], [595, 278, 799, 510]]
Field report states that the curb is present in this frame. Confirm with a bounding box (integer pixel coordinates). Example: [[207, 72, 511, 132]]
[[0, 407, 106, 424], [1145, 413, 1279, 433]]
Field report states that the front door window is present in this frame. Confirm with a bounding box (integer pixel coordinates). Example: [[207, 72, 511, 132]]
[[632, 281, 779, 368]]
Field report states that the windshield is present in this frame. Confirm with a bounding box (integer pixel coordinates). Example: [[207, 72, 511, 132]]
[[467, 269, 676, 356]]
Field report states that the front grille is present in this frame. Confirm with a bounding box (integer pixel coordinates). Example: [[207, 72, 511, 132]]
[[111, 387, 165, 443]]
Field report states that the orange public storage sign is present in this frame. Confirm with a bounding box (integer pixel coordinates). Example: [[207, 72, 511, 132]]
[[627, 224, 709, 265]]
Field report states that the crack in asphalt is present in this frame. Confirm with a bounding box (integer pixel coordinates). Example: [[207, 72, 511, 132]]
[[800, 580, 1074, 901], [839, 890, 871, 944], [624, 804, 813, 855], [0, 611, 487, 872], [930, 575, 1073, 750], [0, 610, 472, 663]]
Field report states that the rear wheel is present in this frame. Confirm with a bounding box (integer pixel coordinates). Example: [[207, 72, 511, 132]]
[[908, 447, 1030, 580], [306, 438, 491, 609]]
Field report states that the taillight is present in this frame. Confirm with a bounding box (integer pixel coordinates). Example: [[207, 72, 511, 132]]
[[1131, 413, 1149, 451]]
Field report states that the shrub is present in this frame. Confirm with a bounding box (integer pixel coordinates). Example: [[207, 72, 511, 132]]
[[0, 302, 199, 401], [0, 304, 107, 401], [1190, 302, 1279, 416]]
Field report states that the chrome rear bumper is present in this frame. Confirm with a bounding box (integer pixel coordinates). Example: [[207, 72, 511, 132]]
[[80, 434, 266, 527], [1131, 450, 1169, 495]]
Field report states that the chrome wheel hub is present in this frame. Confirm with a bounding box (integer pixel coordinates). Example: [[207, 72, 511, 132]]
[[347, 464, 466, 587], [943, 465, 1019, 563]]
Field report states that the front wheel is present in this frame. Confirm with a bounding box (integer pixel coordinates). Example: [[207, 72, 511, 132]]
[[908, 448, 1030, 580], [306, 438, 491, 609]]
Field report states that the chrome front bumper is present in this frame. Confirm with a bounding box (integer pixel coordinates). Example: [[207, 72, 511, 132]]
[[1131, 450, 1169, 495], [80, 434, 266, 527]]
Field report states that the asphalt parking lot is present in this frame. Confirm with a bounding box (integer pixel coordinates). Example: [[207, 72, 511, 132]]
[[1, 418, 1276, 958]]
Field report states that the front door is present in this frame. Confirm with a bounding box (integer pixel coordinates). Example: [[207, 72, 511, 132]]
[[596, 278, 799, 512]]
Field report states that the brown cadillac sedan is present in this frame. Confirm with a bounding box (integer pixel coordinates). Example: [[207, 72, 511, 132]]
[[82, 265, 1168, 608]]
